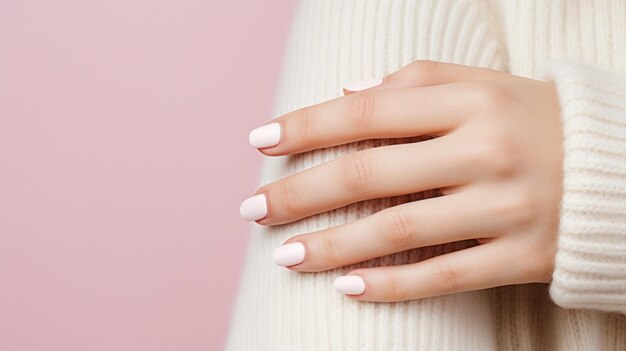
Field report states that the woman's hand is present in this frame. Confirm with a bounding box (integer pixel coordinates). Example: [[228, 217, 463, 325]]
[[240, 61, 564, 302]]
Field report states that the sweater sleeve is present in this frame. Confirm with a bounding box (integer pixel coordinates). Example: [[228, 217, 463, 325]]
[[546, 60, 626, 315]]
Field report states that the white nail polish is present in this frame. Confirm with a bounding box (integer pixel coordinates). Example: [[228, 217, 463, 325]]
[[249, 123, 281, 149], [343, 78, 383, 92], [273, 242, 306, 267], [239, 194, 268, 221], [333, 275, 366, 295]]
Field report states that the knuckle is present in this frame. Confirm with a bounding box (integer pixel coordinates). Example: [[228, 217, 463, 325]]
[[340, 153, 375, 195], [381, 272, 403, 301], [495, 187, 540, 226], [464, 136, 517, 177], [348, 92, 377, 129], [381, 211, 415, 247], [528, 247, 555, 283], [295, 109, 314, 145], [490, 137, 517, 176], [431, 259, 461, 294], [317, 231, 337, 264], [471, 84, 514, 112], [277, 180, 299, 215], [515, 189, 540, 218], [407, 60, 440, 82], [463, 140, 499, 170], [510, 237, 555, 284]]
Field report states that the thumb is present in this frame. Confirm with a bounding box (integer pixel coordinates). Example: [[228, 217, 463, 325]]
[[342, 60, 508, 95]]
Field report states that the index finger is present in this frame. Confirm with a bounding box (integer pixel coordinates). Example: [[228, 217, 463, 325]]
[[249, 82, 480, 156]]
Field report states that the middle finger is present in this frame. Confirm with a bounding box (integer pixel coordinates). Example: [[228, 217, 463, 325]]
[[274, 189, 498, 272], [243, 134, 472, 225]]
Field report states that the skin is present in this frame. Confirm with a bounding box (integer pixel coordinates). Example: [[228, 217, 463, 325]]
[[251, 61, 564, 302]]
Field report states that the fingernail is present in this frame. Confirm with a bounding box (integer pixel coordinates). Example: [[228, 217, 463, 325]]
[[273, 242, 306, 267], [333, 275, 366, 295], [239, 194, 268, 221], [249, 123, 281, 149], [343, 78, 383, 92]]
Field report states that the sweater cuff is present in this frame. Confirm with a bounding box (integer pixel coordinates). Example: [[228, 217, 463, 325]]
[[546, 60, 626, 314]]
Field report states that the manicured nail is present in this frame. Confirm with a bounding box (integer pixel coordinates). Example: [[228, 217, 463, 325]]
[[239, 194, 268, 221], [249, 123, 281, 149], [333, 275, 366, 295], [343, 78, 383, 92], [273, 242, 306, 267]]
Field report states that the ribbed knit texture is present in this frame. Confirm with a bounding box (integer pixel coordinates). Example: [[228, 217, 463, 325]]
[[548, 61, 626, 314], [226, 1, 626, 350]]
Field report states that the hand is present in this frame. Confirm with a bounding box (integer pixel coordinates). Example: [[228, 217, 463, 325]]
[[240, 61, 563, 302]]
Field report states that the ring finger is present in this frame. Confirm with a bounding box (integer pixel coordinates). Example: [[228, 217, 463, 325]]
[[273, 189, 499, 271]]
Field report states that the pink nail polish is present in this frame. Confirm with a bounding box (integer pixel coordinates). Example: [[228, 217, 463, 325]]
[[249, 123, 281, 149], [239, 194, 268, 221], [333, 275, 366, 295], [273, 242, 305, 267]]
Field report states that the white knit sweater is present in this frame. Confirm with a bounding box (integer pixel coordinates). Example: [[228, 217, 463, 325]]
[[227, 1, 626, 350]]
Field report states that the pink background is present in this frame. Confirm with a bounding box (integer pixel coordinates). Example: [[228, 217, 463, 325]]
[[0, 1, 296, 350]]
